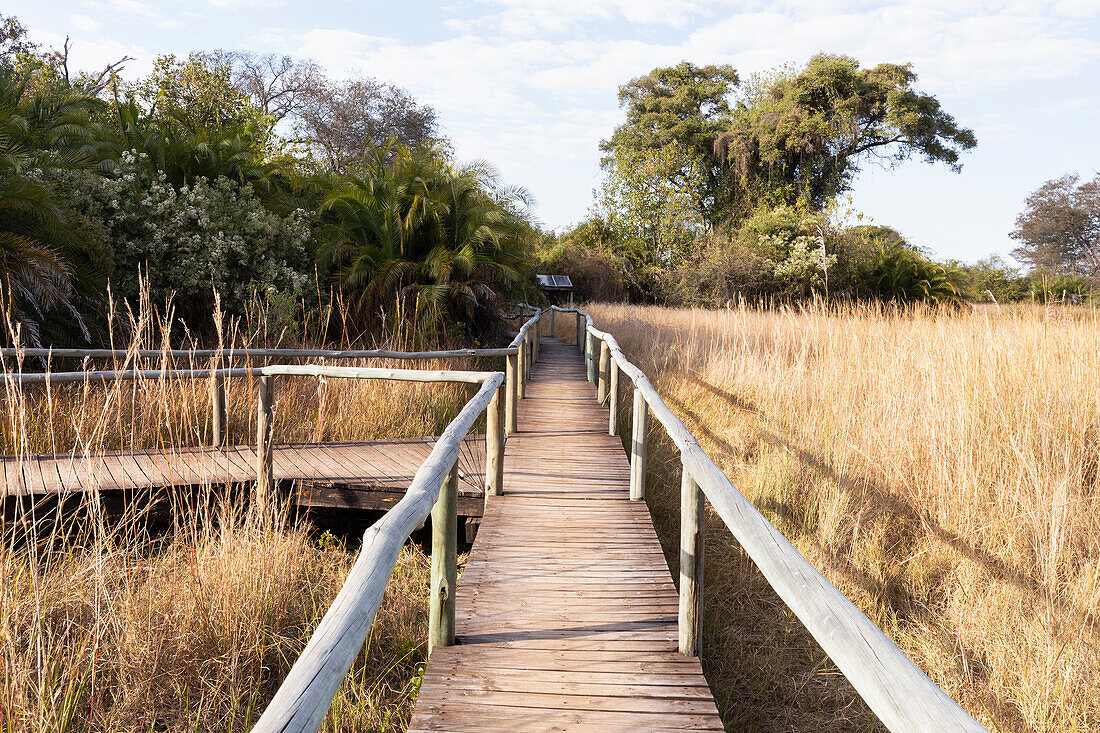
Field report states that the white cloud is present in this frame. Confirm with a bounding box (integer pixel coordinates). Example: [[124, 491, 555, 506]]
[[35, 29, 153, 78], [82, 0, 183, 28], [69, 14, 101, 33], [206, 0, 284, 10]]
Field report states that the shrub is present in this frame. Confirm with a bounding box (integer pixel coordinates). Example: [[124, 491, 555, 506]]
[[56, 152, 313, 330]]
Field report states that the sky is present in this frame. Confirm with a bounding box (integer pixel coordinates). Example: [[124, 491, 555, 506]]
[[10, 0, 1100, 264]]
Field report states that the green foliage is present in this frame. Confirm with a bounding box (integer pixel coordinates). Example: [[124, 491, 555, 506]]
[[0, 63, 104, 344], [601, 62, 738, 229], [597, 142, 705, 263], [318, 141, 533, 339], [1011, 173, 1100, 278], [738, 206, 834, 297], [104, 96, 286, 196], [134, 52, 264, 134], [56, 150, 312, 328], [836, 227, 962, 304], [948, 255, 1030, 303], [663, 234, 772, 306], [718, 54, 976, 216]]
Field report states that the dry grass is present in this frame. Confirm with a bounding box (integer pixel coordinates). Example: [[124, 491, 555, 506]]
[[0, 305, 483, 731], [1, 517, 431, 732], [586, 301, 1100, 733]]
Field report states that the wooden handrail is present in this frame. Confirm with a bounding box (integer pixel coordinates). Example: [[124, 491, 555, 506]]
[[253, 373, 505, 733], [2, 346, 520, 360], [550, 306, 985, 733]]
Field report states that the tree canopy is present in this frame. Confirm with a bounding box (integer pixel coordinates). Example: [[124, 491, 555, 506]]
[[1011, 173, 1100, 278], [717, 54, 976, 216], [600, 54, 977, 246]]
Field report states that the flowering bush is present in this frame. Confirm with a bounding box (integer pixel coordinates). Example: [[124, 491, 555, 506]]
[[58, 151, 312, 327]]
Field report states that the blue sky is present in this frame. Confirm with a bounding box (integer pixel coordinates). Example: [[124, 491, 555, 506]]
[[11, 0, 1100, 264]]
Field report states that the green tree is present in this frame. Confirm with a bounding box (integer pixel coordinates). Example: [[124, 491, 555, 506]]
[[718, 54, 976, 216], [135, 52, 263, 134], [1011, 173, 1100, 278], [0, 65, 103, 344], [601, 62, 739, 229], [319, 142, 532, 339]]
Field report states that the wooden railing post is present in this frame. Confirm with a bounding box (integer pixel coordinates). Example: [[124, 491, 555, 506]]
[[630, 387, 647, 501], [576, 313, 584, 351], [608, 359, 619, 436], [486, 385, 505, 497], [585, 330, 596, 383], [256, 374, 274, 506], [505, 352, 518, 434], [528, 314, 536, 360], [517, 336, 528, 399], [678, 462, 704, 656], [212, 373, 227, 448], [549, 308, 555, 338], [429, 460, 459, 654], [596, 340, 609, 403]]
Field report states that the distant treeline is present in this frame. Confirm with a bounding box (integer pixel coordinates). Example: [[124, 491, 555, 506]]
[[536, 57, 1097, 308]]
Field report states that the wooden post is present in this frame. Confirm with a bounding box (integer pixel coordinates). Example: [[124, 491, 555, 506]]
[[679, 463, 704, 656], [608, 359, 619, 436], [596, 340, 609, 403], [576, 313, 584, 351], [528, 314, 536, 360], [486, 385, 505, 497], [517, 336, 527, 399], [212, 373, 227, 448], [256, 375, 274, 506], [429, 461, 459, 654], [505, 353, 518, 433], [630, 387, 647, 501], [549, 308, 555, 338], [585, 330, 596, 383]]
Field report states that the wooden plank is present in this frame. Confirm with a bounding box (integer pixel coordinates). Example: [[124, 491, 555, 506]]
[[408, 337, 722, 731], [0, 439, 486, 505]]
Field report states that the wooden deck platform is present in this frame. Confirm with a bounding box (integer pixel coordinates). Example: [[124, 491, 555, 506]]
[[408, 338, 723, 731], [1, 437, 486, 515]]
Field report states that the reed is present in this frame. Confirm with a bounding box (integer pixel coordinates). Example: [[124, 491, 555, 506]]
[[0, 299, 475, 732], [588, 300, 1100, 732]]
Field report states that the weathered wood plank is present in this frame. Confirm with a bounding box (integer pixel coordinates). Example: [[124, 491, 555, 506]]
[[408, 337, 722, 731], [1, 438, 487, 507]]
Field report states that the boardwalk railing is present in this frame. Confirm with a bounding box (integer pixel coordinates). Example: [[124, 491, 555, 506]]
[[250, 310, 543, 731], [5, 311, 545, 732], [550, 306, 985, 733], [3, 315, 542, 449], [5, 364, 509, 503]]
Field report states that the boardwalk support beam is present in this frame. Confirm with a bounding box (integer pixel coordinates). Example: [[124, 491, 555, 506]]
[[608, 358, 619, 436], [630, 387, 647, 501], [505, 353, 518, 434], [486, 385, 505, 496], [429, 460, 459, 654], [585, 329, 595, 383], [256, 374, 274, 505], [518, 337, 528, 399], [597, 340, 610, 404], [679, 464, 704, 656], [212, 374, 227, 448]]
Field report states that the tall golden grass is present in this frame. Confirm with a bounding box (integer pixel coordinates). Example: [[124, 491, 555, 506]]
[[587, 301, 1100, 732], [1, 303, 481, 731]]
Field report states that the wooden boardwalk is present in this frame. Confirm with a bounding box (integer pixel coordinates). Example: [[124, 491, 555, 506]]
[[1, 437, 486, 515], [408, 338, 723, 731]]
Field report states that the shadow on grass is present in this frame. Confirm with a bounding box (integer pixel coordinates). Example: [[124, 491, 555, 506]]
[[656, 372, 1086, 732]]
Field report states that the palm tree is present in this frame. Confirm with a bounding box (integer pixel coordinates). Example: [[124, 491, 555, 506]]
[[319, 141, 533, 339], [0, 65, 99, 344]]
